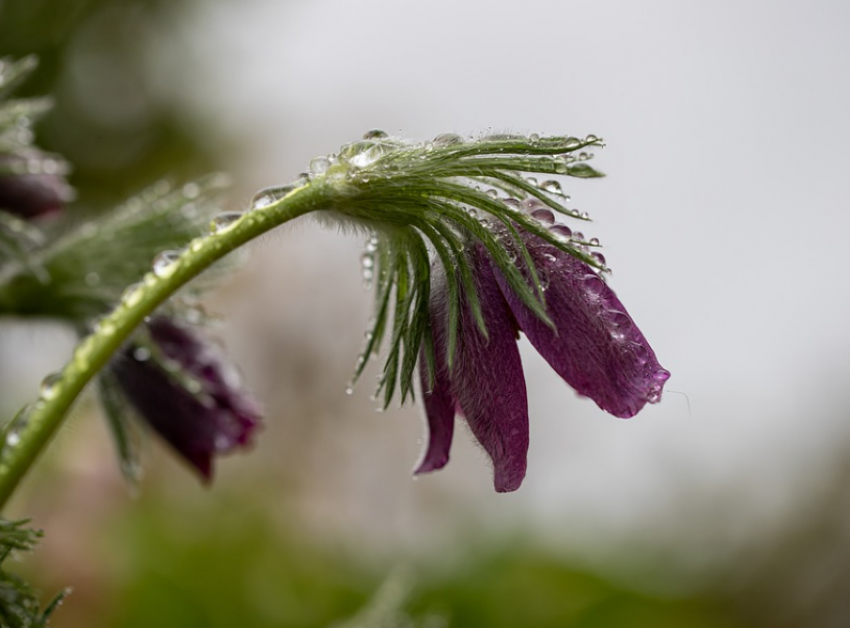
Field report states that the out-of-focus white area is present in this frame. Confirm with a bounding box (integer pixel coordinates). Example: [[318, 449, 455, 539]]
[[6, 0, 850, 561]]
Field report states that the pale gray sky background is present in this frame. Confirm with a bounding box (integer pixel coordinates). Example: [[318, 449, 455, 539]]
[[5, 0, 850, 559]]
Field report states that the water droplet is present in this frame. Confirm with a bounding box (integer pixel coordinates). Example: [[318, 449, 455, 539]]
[[579, 152, 591, 161], [152, 250, 181, 277], [585, 134, 600, 143], [360, 252, 374, 269], [433, 133, 463, 147], [503, 198, 521, 210], [591, 251, 607, 266], [133, 347, 151, 362], [309, 155, 331, 174], [339, 141, 388, 168], [589, 237, 600, 246], [580, 211, 590, 220], [646, 380, 667, 404], [525, 176, 538, 187], [363, 129, 388, 140], [121, 283, 144, 308], [365, 236, 379, 253], [211, 211, 243, 234], [529, 133, 540, 142], [572, 231, 585, 242], [182, 182, 200, 199], [85, 272, 100, 287], [531, 208, 555, 225], [39, 372, 63, 400], [345, 385, 354, 395], [521, 198, 544, 212], [541, 180, 562, 195], [583, 275, 606, 296], [550, 224, 572, 241], [424, 141, 434, 152], [605, 310, 633, 336], [251, 184, 298, 210], [632, 344, 649, 363]]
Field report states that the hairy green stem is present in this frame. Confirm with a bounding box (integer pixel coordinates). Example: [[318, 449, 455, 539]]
[[0, 180, 332, 511]]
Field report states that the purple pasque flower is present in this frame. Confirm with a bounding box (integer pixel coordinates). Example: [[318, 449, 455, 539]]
[[416, 221, 669, 493], [110, 315, 261, 481], [0, 151, 74, 219]]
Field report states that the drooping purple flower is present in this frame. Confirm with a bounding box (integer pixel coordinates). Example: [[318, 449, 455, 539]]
[[417, 222, 669, 492], [0, 151, 74, 219], [110, 315, 261, 481]]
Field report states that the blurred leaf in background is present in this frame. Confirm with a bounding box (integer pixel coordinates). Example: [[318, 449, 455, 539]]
[[0, 0, 218, 212]]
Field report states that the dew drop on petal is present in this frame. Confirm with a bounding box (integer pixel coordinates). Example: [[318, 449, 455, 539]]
[[583, 275, 606, 296], [531, 208, 555, 225], [521, 198, 544, 212], [632, 343, 649, 363], [589, 237, 600, 246], [572, 232, 585, 242], [591, 251, 607, 266], [211, 212, 243, 234], [550, 224, 572, 241]]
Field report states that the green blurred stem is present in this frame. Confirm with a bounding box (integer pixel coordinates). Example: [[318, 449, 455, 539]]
[[0, 180, 331, 511]]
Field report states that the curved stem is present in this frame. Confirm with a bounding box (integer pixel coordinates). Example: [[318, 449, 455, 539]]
[[0, 180, 332, 511]]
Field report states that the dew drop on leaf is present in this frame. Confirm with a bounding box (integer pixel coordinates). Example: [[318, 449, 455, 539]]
[[363, 129, 388, 140], [309, 156, 331, 175]]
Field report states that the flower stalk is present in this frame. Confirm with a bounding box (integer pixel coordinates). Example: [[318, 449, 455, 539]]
[[0, 129, 647, 505]]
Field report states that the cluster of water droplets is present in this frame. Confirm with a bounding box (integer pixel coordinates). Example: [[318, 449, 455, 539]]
[[360, 235, 379, 288]]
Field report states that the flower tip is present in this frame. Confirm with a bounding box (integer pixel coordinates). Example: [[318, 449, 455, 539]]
[[413, 452, 449, 476], [493, 461, 526, 493]]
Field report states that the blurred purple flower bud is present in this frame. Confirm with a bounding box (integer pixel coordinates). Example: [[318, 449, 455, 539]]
[[111, 316, 261, 481], [417, 225, 669, 492], [0, 151, 74, 219]]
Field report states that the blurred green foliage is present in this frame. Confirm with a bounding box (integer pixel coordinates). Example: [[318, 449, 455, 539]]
[[0, 0, 216, 211], [26, 487, 751, 628]]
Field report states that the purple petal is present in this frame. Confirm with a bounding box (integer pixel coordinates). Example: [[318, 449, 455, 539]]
[[112, 317, 261, 480], [494, 233, 669, 418], [414, 340, 455, 475], [448, 245, 529, 492]]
